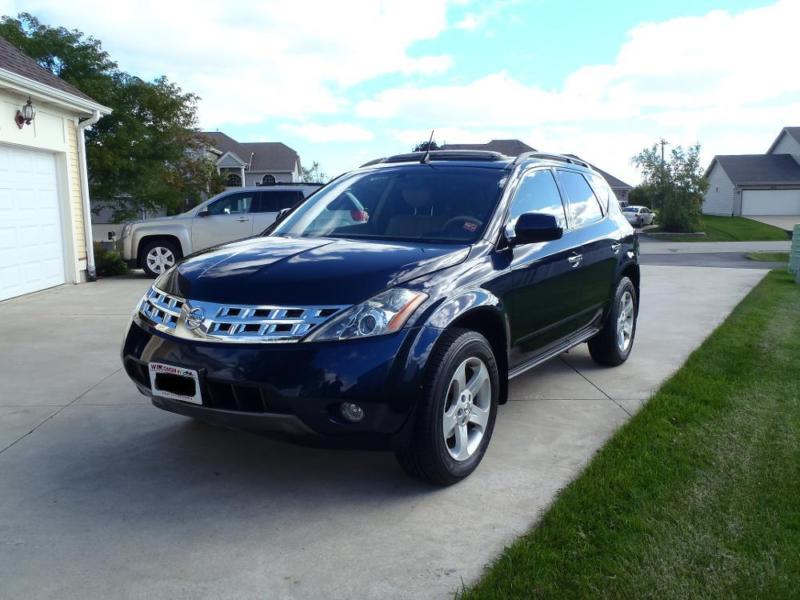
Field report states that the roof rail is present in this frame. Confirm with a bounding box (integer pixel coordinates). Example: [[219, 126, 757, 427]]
[[511, 152, 589, 168], [362, 150, 508, 167]]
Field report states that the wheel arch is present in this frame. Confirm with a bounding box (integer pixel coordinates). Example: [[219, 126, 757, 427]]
[[136, 234, 185, 268]]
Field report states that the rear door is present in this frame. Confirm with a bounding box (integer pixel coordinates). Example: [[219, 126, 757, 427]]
[[191, 191, 256, 251], [501, 168, 587, 366], [251, 190, 305, 233], [555, 169, 619, 328]]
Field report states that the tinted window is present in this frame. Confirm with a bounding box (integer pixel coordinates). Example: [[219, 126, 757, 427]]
[[508, 169, 566, 228], [556, 170, 604, 228], [206, 192, 254, 215], [272, 166, 506, 243], [254, 191, 304, 213], [587, 173, 612, 212]]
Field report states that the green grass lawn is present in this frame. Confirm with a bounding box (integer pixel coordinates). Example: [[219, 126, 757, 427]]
[[650, 215, 789, 242], [462, 271, 800, 599], [745, 252, 790, 263]]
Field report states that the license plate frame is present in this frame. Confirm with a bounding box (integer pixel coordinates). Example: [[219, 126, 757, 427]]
[[148, 362, 202, 405]]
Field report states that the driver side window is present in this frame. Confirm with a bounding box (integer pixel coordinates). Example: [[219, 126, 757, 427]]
[[508, 169, 567, 228], [207, 193, 254, 216]]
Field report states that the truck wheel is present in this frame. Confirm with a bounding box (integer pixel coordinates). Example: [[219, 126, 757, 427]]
[[395, 328, 499, 486], [141, 239, 180, 277], [588, 276, 637, 366]]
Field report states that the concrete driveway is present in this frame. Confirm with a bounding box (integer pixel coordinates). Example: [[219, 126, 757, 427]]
[[0, 265, 766, 599]]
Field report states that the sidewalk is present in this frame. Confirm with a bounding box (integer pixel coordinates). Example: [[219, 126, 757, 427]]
[[639, 239, 791, 254]]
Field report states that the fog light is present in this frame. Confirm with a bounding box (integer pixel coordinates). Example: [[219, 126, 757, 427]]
[[340, 402, 365, 423]]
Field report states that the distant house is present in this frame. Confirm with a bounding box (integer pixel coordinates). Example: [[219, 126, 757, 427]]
[[200, 131, 302, 188], [703, 127, 800, 218], [439, 139, 633, 203]]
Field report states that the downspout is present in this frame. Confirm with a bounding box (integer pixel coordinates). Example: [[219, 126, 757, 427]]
[[77, 110, 101, 281]]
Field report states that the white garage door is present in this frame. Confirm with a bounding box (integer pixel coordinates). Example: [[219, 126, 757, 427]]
[[741, 189, 800, 216], [0, 145, 66, 301]]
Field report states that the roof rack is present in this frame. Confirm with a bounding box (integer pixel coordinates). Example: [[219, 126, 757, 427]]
[[511, 152, 589, 168], [361, 150, 508, 168]]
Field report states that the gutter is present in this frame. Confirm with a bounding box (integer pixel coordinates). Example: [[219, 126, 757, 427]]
[[77, 110, 102, 281]]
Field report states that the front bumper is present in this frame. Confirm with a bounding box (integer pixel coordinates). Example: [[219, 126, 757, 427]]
[[122, 317, 424, 448]]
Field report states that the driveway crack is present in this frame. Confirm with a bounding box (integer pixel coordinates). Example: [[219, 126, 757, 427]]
[[558, 356, 633, 417], [0, 368, 122, 457]]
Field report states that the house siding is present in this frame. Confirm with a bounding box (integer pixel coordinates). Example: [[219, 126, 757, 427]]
[[769, 132, 800, 161], [702, 163, 736, 215], [65, 119, 86, 260]]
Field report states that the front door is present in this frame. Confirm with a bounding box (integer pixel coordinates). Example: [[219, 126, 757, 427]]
[[191, 191, 256, 251], [500, 168, 587, 367]]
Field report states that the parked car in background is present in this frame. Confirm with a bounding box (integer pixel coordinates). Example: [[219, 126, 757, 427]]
[[119, 184, 322, 276], [122, 150, 640, 485], [622, 205, 655, 227]]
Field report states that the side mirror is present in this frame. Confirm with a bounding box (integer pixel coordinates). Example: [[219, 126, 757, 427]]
[[197, 208, 210, 218], [509, 212, 563, 245]]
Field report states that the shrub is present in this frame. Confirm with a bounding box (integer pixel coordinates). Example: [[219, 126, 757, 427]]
[[93, 242, 128, 277]]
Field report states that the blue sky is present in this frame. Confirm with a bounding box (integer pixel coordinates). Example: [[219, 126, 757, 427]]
[[3, 0, 798, 183]]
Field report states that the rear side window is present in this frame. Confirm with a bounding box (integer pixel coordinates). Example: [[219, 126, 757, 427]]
[[587, 173, 613, 213], [508, 169, 566, 228], [254, 191, 304, 213], [556, 170, 604, 228]]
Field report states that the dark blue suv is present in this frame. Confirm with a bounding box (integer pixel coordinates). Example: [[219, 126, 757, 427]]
[[122, 150, 639, 485]]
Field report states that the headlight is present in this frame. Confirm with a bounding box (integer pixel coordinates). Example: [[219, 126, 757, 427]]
[[121, 223, 132, 239], [303, 288, 427, 342]]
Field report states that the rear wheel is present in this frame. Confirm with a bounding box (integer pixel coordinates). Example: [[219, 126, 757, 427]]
[[395, 329, 499, 485], [588, 276, 637, 366], [140, 239, 180, 277]]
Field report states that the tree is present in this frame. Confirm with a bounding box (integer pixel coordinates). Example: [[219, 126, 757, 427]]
[[300, 161, 329, 183], [632, 142, 707, 232], [0, 13, 225, 220], [413, 140, 439, 152]]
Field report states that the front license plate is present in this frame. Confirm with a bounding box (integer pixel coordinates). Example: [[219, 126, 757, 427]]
[[148, 362, 202, 405]]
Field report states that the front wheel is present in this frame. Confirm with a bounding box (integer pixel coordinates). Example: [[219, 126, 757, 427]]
[[395, 329, 499, 485], [588, 276, 637, 366], [140, 239, 180, 277]]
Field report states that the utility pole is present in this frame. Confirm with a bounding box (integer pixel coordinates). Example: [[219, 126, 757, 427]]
[[659, 138, 669, 162]]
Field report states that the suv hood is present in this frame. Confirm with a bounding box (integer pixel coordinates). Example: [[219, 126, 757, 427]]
[[156, 236, 469, 305]]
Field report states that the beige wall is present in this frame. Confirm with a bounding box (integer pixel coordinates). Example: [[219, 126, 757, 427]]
[[0, 87, 88, 280]]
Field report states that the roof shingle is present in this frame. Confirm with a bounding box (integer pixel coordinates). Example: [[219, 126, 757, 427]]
[[200, 131, 299, 172], [0, 35, 96, 103], [440, 139, 536, 156], [713, 154, 800, 186]]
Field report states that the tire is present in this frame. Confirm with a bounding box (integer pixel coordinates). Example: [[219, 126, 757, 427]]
[[588, 276, 637, 366], [395, 328, 499, 486], [140, 239, 180, 278]]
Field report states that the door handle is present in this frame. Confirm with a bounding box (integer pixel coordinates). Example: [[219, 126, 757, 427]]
[[568, 253, 583, 268], [236, 217, 250, 222], [611, 242, 621, 254]]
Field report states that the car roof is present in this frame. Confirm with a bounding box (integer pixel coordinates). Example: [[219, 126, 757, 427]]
[[359, 150, 598, 175]]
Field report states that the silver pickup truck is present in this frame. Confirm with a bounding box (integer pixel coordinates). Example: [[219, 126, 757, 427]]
[[118, 185, 321, 276]]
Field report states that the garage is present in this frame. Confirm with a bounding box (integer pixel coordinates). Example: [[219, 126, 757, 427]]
[[0, 145, 65, 301], [0, 36, 110, 302], [742, 189, 800, 216]]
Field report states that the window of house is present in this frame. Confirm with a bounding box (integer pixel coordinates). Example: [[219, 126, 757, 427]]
[[225, 172, 242, 187], [261, 174, 276, 185]]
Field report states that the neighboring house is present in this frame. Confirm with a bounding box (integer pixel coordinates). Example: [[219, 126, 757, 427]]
[[0, 36, 110, 301], [439, 139, 633, 203], [703, 127, 800, 218], [200, 131, 302, 188]]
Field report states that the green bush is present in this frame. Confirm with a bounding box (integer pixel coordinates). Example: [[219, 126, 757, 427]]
[[93, 242, 128, 277]]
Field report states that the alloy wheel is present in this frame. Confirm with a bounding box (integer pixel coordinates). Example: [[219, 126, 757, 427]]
[[442, 356, 491, 462], [616, 290, 635, 353], [146, 246, 176, 275]]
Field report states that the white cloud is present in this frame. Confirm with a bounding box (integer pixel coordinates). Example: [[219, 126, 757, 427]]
[[280, 123, 375, 143], [357, 0, 800, 183], [4, 0, 455, 124], [454, 14, 482, 30]]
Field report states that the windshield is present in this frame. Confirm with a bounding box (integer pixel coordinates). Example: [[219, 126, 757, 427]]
[[271, 166, 507, 243]]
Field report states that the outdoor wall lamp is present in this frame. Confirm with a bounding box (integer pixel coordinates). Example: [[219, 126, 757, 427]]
[[15, 97, 36, 129]]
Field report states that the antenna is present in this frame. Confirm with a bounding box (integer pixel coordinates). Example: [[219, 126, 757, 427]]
[[420, 130, 435, 164]]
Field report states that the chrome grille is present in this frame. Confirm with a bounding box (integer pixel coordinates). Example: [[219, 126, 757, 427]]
[[139, 287, 184, 330], [138, 286, 349, 343]]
